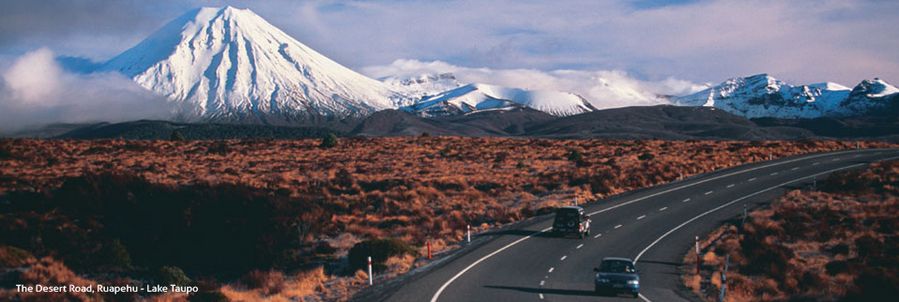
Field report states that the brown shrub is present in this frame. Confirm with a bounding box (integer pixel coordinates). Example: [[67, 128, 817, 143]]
[[241, 270, 285, 296]]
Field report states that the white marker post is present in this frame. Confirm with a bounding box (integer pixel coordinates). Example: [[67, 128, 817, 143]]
[[367, 256, 373, 285], [467, 224, 471, 244], [695, 236, 701, 275], [742, 204, 747, 225]]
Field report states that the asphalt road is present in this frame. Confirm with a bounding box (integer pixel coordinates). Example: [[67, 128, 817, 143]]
[[359, 148, 899, 302]]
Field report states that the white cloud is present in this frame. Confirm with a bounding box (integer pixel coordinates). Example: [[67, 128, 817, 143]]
[[363, 59, 707, 109], [0, 48, 173, 133]]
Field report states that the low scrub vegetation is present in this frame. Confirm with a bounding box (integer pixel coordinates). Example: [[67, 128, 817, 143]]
[[685, 160, 899, 301], [0, 137, 893, 301]]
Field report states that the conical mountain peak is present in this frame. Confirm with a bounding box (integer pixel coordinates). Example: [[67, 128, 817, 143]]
[[103, 6, 411, 122]]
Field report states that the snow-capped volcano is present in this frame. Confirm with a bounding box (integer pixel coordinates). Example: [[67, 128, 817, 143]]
[[671, 74, 897, 118], [403, 83, 596, 117], [102, 6, 411, 122]]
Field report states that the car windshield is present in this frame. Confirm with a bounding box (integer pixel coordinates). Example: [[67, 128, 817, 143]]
[[600, 260, 636, 273]]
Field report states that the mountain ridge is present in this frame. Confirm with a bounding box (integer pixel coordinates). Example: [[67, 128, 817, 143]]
[[672, 74, 898, 118]]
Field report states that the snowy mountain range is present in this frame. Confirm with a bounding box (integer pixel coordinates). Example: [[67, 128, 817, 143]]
[[672, 74, 898, 118], [88, 6, 897, 122], [402, 83, 595, 116]]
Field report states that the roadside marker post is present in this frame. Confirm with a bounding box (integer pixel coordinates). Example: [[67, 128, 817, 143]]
[[467, 225, 471, 244], [367, 256, 373, 285], [742, 204, 747, 225], [427, 241, 432, 259], [718, 255, 729, 302], [695, 236, 701, 275]]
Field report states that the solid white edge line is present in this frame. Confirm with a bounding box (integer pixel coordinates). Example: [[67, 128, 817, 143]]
[[582, 149, 866, 217], [428, 149, 885, 302], [633, 163, 876, 302], [428, 226, 551, 302]]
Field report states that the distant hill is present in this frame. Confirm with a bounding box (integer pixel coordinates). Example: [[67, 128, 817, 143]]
[[49, 105, 899, 141], [526, 105, 816, 140], [57, 120, 340, 140]]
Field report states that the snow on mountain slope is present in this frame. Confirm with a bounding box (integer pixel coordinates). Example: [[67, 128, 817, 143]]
[[671, 74, 856, 118], [381, 73, 462, 100], [403, 83, 596, 117], [102, 6, 411, 121], [837, 78, 899, 114]]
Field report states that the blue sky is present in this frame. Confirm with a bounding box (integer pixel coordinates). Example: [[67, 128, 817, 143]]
[[1, 0, 897, 86]]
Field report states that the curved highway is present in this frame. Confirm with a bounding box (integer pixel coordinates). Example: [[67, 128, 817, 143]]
[[356, 148, 899, 302]]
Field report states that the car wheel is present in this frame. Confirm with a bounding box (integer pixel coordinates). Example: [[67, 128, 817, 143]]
[[632, 293, 639, 298]]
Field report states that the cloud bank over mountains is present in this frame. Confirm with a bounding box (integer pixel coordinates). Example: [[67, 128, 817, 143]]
[[0, 48, 171, 131], [363, 59, 706, 109]]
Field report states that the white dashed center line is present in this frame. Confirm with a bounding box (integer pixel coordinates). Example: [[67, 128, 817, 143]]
[[548, 267, 554, 273], [726, 184, 734, 188], [659, 207, 668, 211], [560, 256, 567, 261], [540, 280, 545, 286], [748, 177, 756, 182], [539, 293, 544, 299], [614, 224, 623, 229], [832, 158, 840, 161], [791, 167, 799, 171], [704, 191, 713, 195], [637, 215, 646, 220], [770, 172, 778, 176], [576, 244, 584, 249], [813, 162, 820, 165], [683, 198, 691, 202], [594, 233, 602, 238]]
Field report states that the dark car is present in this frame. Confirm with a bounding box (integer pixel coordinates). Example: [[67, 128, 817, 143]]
[[552, 206, 590, 238], [593, 257, 640, 298]]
